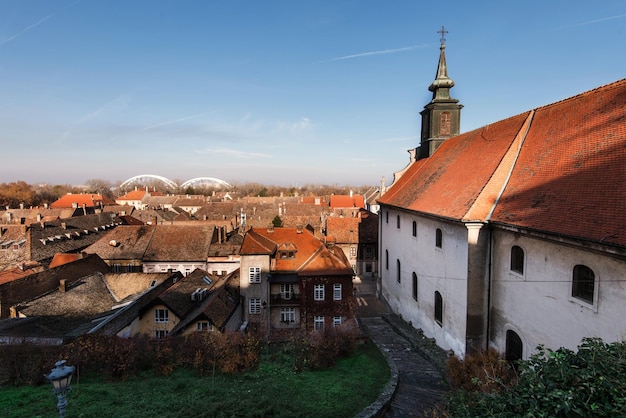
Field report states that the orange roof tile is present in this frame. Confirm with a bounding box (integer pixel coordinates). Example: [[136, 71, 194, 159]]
[[380, 78, 626, 248], [50, 193, 115, 208], [329, 195, 365, 209], [241, 227, 353, 275]]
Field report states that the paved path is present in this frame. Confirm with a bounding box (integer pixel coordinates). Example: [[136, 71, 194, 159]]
[[354, 276, 449, 417]]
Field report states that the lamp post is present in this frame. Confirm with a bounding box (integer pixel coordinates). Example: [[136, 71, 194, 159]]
[[44, 360, 75, 418]]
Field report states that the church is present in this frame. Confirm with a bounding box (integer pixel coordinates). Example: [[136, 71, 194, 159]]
[[377, 33, 626, 360]]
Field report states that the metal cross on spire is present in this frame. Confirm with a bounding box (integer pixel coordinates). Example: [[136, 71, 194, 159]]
[[438, 25, 448, 45]]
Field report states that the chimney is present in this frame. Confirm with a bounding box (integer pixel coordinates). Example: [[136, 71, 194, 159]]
[[59, 279, 67, 293], [296, 224, 303, 234], [267, 224, 274, 233], [19, 203, 24, 209], [44, 203, 49, 209], [37, 214, 42, 222]]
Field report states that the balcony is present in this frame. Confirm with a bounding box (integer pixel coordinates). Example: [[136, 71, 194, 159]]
[[270, 293, 300, 306]]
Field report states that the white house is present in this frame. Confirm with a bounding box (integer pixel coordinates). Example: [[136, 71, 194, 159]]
[[378, 35, 626, 360]]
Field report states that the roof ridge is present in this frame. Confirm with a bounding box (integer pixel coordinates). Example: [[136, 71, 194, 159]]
[[532, 78, 626, 113]]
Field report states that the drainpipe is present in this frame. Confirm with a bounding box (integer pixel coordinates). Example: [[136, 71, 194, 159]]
[[486, 227, 493, 351]]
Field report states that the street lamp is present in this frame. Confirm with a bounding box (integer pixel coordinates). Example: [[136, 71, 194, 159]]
[[44, 360, 75, 418]]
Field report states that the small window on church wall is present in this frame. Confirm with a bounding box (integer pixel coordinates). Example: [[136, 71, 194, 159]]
[[435, 228, 443, 248], [572, 265, 595, 304], [439, 112, 452, 136], [510, 246, 524, 274], [434, 291, 443, 326], [506, 330, 523, 363]]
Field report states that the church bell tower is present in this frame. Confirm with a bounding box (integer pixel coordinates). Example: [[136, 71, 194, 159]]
[[418, 27, 463, 159]]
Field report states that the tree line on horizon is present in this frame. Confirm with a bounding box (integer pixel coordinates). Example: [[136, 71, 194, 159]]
[[0, 180, 374, 209]]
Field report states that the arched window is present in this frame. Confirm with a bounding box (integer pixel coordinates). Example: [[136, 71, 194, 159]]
[[505, 330, 523, 363], [435, 228, 443, 248], [510, 246, 524, 274], [385, 250, 389, 270], [397, 215, 400, 229], [396, 259, 401, 283], [572, 265, 595, 304], [434, 291, 443, 326], [412, 272, 418, 301], [412, 221, 417, 237]]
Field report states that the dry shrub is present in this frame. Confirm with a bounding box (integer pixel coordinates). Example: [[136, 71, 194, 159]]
[[0, 339, 60, 386], [65, 334, 141, 380], [290, 324, 359, 372], [217, 332, 261, 374], [446, 348, 517, 393]]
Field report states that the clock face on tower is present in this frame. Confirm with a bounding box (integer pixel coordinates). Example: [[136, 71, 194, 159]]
[[439, 112, 451, 136]]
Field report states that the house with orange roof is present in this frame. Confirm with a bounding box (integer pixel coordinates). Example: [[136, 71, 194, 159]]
[[50, 193, 115, 211], [329, 193, 365, 211], [239, 226, 355, 338], [378, 36, 626, 360], [326, 209, 379, 278], [115, 187, 164, 210]]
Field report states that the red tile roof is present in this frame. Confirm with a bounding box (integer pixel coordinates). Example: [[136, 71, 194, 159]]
[[329, 195, 365, 209], [50, 193, 115, 208], [241, 227, 353, 276], [116, 190, 147, 200], [380, 78, 626, 248]]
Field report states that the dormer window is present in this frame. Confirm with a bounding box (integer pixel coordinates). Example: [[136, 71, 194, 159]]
[[278, 243, 297, 259], [280, 250, 295, 259]]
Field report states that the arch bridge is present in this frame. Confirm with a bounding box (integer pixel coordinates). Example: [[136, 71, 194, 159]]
[[119, 174, 230, 190]]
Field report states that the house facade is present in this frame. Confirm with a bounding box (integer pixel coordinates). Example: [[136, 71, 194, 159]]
[[239, 226, 355, 338], [378, 36, 626, 359]]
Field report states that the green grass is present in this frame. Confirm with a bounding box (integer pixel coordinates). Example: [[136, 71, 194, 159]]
[[0, 341, 389, 418]]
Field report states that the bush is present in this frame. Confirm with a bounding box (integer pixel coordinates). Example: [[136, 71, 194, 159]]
[[289, 325, 359, 372], [446, 348, 517, 393], [0, 340, 60, 386], [444, 338, 626, 417]]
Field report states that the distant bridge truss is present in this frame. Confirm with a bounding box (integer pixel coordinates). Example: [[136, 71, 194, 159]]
[[180, 177, 231, 189], [119, 174, 230, 190]]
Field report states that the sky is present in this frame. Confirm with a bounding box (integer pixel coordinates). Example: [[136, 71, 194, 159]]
[[1, 1, 625, 188]]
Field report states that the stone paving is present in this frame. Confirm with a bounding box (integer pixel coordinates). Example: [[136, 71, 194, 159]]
[[354, 276, 450, 417]]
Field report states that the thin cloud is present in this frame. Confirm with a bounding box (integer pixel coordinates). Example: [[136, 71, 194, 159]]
[[573, 13, 626, 27], [196, 147, 272, 159], [60, 95, 131, 140], [141, 113, 206, 131], [273, 117, 313, 136], [326, 44, 428, 62], [0, 15, 53, 46]]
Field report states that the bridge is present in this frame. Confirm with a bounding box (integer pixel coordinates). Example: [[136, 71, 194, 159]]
[[119, 174, 231, 190]]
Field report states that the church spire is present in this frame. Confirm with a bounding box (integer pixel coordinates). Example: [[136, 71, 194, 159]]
[[418, 26, 463, 159], [429, 26, 455, 101]]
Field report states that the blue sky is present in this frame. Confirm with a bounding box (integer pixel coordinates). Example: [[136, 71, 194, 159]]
[[1, 1, 624, 187]]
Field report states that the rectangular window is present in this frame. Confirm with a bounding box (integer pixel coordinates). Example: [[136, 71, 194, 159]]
[[154, 309, 168, 323], [350, 246, 357, 257], [280, 284, 294, 300], [314, 284, 325, 301], [333, 316, 342, 327], [314, 316, 324, 331], [249, 298, 262, 315], [280, 307, 295, 323], [197, 321, 213, 331], [333, 283, 342, 300], [155, 330, 169, 339], [113, 263, 121, 273], [249, 266, 261, 283]]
